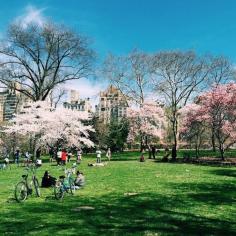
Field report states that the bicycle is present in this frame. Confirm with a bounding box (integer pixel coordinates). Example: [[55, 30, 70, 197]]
[[14, 164, 41, 202], [54, 167, 76, 200]]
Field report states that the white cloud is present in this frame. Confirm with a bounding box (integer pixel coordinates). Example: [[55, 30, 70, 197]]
[[16, 5, 46, 28], [65, 78, 109, 110]]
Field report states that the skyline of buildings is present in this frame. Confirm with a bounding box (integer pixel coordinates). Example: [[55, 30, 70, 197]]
[[63, 89, 92, 113], [0, 85, 129, 123]]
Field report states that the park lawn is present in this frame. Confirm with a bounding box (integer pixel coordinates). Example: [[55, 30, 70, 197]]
[[0, 153, 235, 236]]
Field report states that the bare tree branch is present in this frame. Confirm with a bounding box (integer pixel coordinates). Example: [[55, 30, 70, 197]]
[[0, 22, 95, 101]]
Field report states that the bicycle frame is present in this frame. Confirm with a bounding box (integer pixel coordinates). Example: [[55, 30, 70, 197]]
[[54, 168, 75, 200], [15, 164, 40, 202]]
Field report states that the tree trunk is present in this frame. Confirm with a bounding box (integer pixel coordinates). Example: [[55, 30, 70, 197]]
[[219, 144, 225, 161], [171, 117, 178, 161], [211, 128, 216, 152], [195, 143, 199, 158], [145, 135, 148, 148], [211, 135, 216, 152], [140, 136, 144, 152], [172, 140, 177, 161]]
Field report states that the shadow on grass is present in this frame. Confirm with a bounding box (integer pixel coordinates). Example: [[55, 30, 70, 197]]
[[166, 179, 236, 207], [209, 169, 236, 177], [1, 191, 235, 236]]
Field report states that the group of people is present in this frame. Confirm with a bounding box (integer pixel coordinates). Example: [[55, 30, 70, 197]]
[[41, 169, 85, 189], [48, 148, 83, 166], [96, 148, 111, 163], [148, 145, 159, 159], [140, 145, 176, 162], [13, 148, 40, 166]]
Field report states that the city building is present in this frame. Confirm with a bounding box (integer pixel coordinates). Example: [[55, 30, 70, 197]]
[[63, 89, 92, 113], [96, 85, 128, 124], [0, 87, 30, 122]]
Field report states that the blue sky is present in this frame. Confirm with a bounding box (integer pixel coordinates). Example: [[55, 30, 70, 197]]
[[1, 0, 236, 60], [0, 0, 236, 103]]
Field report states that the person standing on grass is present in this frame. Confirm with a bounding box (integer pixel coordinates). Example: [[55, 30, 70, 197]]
[[61, 149, 67, 165], [15, 148, 20, 166], [49, 147, 54, 162], [67, 150, 72, 163], [24, 151, 31, 166], [96, 148, 102, 163], [151, 145, 156, 159], [106, 148, 111, 161], [57, 149, 62, 165], [77, 149, 83, 164], [148, 145, 152, 159]]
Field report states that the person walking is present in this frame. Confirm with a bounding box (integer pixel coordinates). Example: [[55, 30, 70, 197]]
[[148, 145, 152, 159], [106, 148, 111, 161], [67, 150, 72, 163]]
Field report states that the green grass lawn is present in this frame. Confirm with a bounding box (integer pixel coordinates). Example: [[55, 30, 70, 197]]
[[0, 153, 236, 236]]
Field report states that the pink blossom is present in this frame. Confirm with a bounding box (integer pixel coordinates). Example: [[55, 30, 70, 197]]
[[127, 101, 166, 142], [4, 101, 94, 148]]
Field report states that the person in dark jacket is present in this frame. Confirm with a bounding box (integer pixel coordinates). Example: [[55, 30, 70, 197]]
[[41, 171, 56, 187]]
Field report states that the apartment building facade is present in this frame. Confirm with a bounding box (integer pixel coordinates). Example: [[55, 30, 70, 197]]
[[96, 85, 128, 124]]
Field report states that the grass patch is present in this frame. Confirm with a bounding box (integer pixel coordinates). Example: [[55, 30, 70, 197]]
[[0, 153, 235, 235]]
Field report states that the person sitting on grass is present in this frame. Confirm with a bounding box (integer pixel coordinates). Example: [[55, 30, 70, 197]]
[[162, 147, 170, 162], [41, 170, 56, 187], [4, 156, 9, 165], [140, 152, 145, 162], [74, 171, 85, 189]]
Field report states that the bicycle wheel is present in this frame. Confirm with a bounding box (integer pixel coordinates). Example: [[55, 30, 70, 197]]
[[69, 177, 76, 195], [15, 181, 27, 202], [54, 181, 64, 200], [33, 178, 41, 197]]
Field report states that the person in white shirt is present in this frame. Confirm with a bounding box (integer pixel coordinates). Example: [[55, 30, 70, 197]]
[[106, 148, 111, 161], [96, 149, 102, 163], [57, 150, 62, 165]]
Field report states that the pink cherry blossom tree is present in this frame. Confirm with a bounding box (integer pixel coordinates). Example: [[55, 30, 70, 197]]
[[179, 104, 207, 158], [127, 102, 166, 151], [180, 83, 236, 160], [4, 101, 94, 157]]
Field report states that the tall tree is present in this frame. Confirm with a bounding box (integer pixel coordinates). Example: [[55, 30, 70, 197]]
[[151, 51, 209, 161], [103, 49, 152, 105], [180, 83, 236, 160], [205, 56, 235, 151], [0, 22, 95, 101], [179, 104, 207, 158], [127, 102, 166, 151]]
